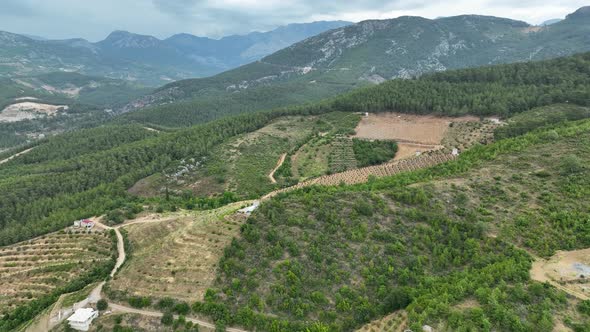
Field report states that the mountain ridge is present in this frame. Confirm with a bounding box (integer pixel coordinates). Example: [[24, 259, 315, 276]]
[[0, 21, 352, 85], [121, 7, 590, 126]]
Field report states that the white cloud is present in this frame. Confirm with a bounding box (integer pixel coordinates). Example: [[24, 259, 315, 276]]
[[0, 0, 586, 40]]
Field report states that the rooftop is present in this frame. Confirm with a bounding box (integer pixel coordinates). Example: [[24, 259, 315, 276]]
[[67, 308, 96, 322]]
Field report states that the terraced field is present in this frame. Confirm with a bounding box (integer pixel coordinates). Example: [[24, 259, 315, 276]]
[[266, 151, 456, 198], [328, 135, 357, 173], [108, 202, 248, 302], [442, 120, 499, 152], [0, 230, 114, 316]]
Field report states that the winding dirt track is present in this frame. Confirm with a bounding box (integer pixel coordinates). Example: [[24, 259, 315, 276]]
[[268, 153, 287, 184]]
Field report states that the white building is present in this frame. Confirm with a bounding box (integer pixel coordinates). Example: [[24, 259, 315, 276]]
[[67, 308, 98, 331]]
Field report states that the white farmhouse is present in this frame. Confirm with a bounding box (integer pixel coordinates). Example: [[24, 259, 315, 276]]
[[67, 308, 98, 331]]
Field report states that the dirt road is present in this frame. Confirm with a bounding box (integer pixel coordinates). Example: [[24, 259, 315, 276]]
[[109, 302, 248, 332], [92, 220, 125, 277], [268, 153, 287, 184], [0, 148, 33, 165]]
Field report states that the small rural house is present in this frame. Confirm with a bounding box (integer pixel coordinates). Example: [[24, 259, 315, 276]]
[[452, 148, 459, 156], [67, 308, 98, 331], [73, 219, 94, 229]]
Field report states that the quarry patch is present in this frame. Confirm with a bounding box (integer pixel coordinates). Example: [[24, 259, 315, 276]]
[[0, 102, 68, 122]]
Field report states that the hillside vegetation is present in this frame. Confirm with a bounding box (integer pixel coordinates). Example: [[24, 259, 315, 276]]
[[205, 118, 590, 331], [121, 8, 590, 127], [0, 52, 589, 247]]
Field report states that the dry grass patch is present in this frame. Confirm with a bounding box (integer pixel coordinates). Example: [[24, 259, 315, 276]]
[[109, 203, 248, 302]]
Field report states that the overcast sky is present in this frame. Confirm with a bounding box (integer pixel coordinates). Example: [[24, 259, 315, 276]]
[[0, 0, 586, 41]]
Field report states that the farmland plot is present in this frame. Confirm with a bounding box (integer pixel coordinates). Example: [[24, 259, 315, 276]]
[[0, 230, 114, 315], [354, 113, 484, 159], [108, 202, 247, 302]]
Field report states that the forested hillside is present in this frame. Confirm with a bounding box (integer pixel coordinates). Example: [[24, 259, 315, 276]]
[[121, 7, 590, 127], [206, 117, 590, 331], [0, 72, 149, 150], [1, 52, 589, 247]]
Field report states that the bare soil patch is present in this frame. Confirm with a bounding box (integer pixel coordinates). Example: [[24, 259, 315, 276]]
[[354, 113, 478, 145], [394, 142, 443, 160], [0, 102, 68, 123], [531, 248, 590, 300]]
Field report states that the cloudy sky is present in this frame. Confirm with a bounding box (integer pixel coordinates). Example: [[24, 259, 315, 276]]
[[0, 0, 586, 41]]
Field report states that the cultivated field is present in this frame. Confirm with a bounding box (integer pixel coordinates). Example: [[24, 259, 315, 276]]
[[266, 151, 456, 198], [354, 113, 491, 159], [0, 230, 114, 315], [109, 202, 248, 302], [328, 135, 358, 173], [354, 113, 478, 144]]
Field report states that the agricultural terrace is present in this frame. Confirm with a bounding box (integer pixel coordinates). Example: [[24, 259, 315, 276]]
[[0, 229, 114, 316], [108, 202, 247, 303]]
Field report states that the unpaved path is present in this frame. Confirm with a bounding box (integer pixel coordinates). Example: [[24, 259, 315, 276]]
[[143, 126, 160, 133], [109, 302, 248, 332], [92, 220, 125, 277], [269, 153, 287, 184], [0, 148, 33, 165]]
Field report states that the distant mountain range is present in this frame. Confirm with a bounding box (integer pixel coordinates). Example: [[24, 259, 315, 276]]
[[0, 21, 351, 86], [120, 6, 590, 127], [541, 19, 562, 26]]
